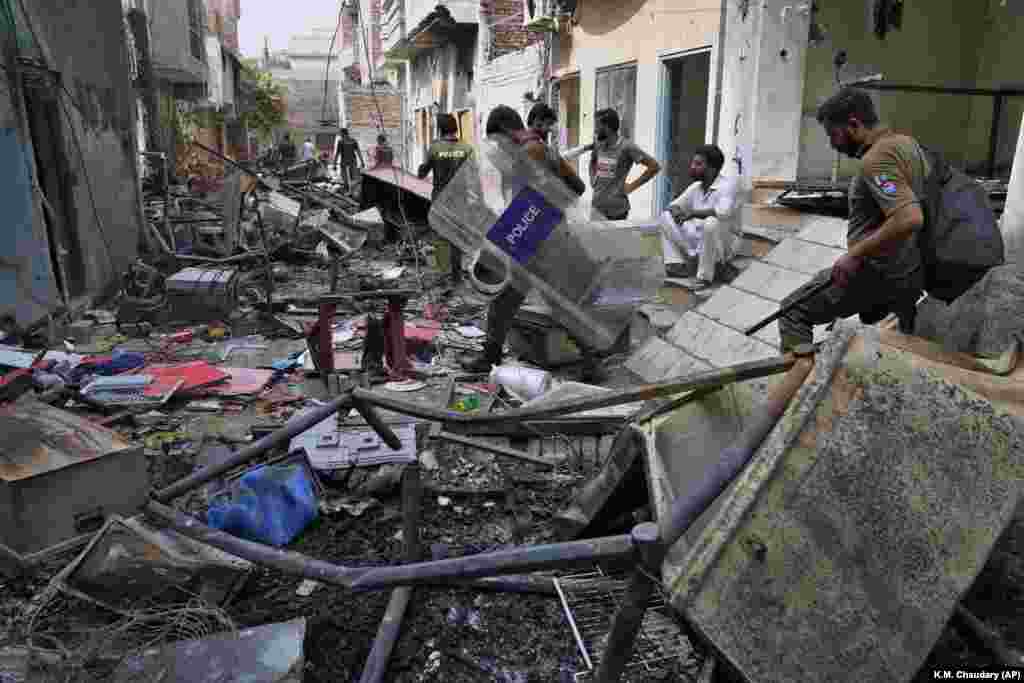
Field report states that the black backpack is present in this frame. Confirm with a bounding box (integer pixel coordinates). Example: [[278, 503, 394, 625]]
[[919, 147, 1005, 303]]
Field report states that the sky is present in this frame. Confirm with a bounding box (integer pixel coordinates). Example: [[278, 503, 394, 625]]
[[239, 0, 344, 58]]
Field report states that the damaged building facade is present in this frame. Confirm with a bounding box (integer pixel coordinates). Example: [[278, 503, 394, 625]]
[[1, 0, 144, 329]]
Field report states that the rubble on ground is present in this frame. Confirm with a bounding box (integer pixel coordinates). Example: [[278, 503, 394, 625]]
[[0, 158, 1020, 683]]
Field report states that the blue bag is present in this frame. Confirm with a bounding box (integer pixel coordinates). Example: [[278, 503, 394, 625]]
[[207, 456, 319, 547]]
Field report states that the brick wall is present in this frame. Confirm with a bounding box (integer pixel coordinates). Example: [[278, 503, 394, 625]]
[[346, 89, 402, 129], [480, 0, 545, 60]]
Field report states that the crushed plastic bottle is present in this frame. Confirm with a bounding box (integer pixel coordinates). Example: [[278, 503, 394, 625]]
[[429, 134, 664, 350]]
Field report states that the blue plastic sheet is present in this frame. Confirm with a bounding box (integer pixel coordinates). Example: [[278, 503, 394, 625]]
[[207, 457, 319, 547]]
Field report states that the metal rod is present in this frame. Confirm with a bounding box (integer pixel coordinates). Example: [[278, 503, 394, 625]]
[[854, 82, 1024, 97], [359, 586, 412, 683], [145, 500, 364, 587], [554, 573, 594, 670], [432, 428, 557, 468], [152, 392, 353, 502], [988, 94, 1005, 179], [629, 385, 721, 424], [595, 523, 663, 683], [147, 500, 555, 594], [661, 351, 816, 549], [353, 355, 798, 426], [744, 279, 831, 337], [402, 464, 422, 562], [353, 397, 403, 450], [350, 534, 636, 592], [358, 463, 423, 683], [954, 604, 1024, 668]]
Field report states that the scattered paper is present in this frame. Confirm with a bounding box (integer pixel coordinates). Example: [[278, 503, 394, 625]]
[[378, 266, 406, 280], [295, 579, 322, 597], [456, 325, 486, 338]]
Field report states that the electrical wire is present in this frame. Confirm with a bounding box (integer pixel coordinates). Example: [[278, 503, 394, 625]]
[[353, 0, 430, 300], [321, 0, 348, 124]]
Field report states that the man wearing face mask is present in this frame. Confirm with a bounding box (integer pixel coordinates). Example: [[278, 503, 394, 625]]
[[777, 88, 927, 352], [659, 144, 741, 288], [588, 108, 661, 220]]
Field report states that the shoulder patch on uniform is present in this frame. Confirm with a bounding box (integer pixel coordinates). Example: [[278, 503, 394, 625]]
[[873, 174, 899, 195]]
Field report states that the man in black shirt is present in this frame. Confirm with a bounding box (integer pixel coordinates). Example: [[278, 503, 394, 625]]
[[418, 113, 475, 281]]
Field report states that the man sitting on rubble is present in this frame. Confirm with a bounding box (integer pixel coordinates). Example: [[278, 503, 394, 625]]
[[659, 144, 742, 288], [418, 113, 475, 282], [777, 88, 926, 352], [460, 105, 600, 379]]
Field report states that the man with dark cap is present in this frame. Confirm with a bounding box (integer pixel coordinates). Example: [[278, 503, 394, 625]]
[[777, 88, 927, 351]]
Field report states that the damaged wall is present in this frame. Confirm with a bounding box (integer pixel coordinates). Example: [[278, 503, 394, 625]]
[[554, 0, 721, 211], [962, 0, 1024, 178], [4, 0, 143, 324], [344, 86, 403, 165], [798, 0, 983, 181]]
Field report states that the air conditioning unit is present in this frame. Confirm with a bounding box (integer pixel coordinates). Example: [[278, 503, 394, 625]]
[[523, 0, 558, 32]]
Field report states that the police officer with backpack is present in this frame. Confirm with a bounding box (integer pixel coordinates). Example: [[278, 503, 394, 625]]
[[778, 88, 929, 352]]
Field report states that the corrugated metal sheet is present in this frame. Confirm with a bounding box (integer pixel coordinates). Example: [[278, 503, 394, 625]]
[[0, 128, 60, 327], [0, 396, 133, 482], [656, 323, 1024, 683]]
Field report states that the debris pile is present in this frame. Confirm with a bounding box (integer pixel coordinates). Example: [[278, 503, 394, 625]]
[[0, 143, 1021, 683]]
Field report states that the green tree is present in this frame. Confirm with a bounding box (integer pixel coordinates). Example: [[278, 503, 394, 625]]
[[240, 62, 285, 145]]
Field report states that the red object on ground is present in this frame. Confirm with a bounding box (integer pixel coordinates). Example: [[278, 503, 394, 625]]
[[423, 303, 448, 321], [200, 368, 274, 397], [133, 361, 230, 394], [168, 330, 194, 344], [383, 297, 412, 380]]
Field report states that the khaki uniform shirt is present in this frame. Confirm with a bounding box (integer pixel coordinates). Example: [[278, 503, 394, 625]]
[[848, 128, 930, 281]]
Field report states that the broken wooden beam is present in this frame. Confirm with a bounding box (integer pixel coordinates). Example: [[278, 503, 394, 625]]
[[429, 424, 560, 469], [353, 354, 799, 426], [349, 534, 636, 591], [443, 418, 620, 438]]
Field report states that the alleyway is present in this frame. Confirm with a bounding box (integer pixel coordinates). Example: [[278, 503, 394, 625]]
[[2, 0, 1024, 681]]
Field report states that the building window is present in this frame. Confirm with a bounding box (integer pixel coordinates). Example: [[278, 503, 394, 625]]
[[188, 0, 205, 62], [594, 63, 637, 139]]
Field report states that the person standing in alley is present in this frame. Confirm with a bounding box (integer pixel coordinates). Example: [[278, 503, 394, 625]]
[[301, 137, 315, 162], [418, 114, 475, 282], [374, 134, 395, 167], [589, 108, 661, 220], [777, 88, 927, 352], [659, 144, 742, 288], [334, 128, 364, 191], [460, 105, 601, 379]]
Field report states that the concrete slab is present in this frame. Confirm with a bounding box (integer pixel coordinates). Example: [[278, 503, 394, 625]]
[[796, 216, 847, 249], [762, 238, 844, 275], [698, 286, 779, 332], [665, 311, 778, 368], [729, 261, 814, 302], [624, 336, 710, 383]]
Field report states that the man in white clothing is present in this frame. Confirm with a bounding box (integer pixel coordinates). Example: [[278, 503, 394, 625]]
[[301, 137, 315, 162], [659, 144, 741, 288]]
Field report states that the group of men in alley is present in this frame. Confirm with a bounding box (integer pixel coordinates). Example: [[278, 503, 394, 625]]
[[387, 87, 940, 372]]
